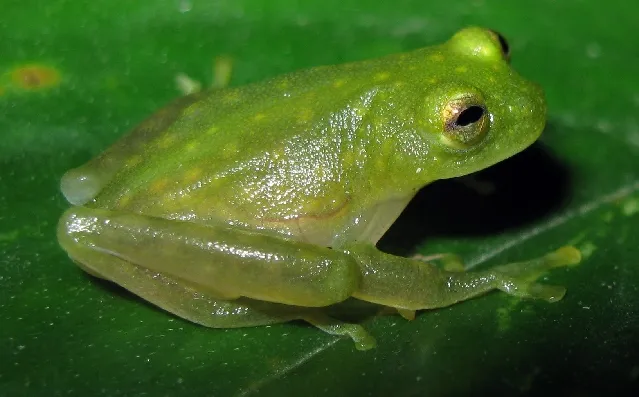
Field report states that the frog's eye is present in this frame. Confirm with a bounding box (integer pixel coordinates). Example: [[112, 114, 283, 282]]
[[488, 29, 510, 61], [441, 98, 490, 149]]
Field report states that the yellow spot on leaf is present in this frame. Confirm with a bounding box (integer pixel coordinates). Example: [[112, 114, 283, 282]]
[[374, 72, 391, 81], [253, 113, 266, 121], [10, 64, 61, 90], [429, 54, 444, 62], [455, 66, 468, 73], [207, 125, 219, 135]]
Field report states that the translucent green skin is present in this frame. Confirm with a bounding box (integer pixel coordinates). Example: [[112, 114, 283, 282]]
[[58, 27, 562, 350]]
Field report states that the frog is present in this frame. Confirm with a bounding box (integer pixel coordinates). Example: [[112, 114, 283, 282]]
[[57, 27, 581, 350]]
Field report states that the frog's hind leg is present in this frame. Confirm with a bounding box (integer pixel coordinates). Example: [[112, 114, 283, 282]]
[[65, 240, 376, 350], [303, 313, 376, 351], [68, 242, 303, 328], [59, 206, 360, 309]]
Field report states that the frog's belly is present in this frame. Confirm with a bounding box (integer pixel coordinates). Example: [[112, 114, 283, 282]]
[[247, 194, 414, 248]]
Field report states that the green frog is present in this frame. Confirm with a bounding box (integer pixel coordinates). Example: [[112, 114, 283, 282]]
[[57, 27, 580, 350]]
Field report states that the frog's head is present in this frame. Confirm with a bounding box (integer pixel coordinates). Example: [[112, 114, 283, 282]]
[[418, 27, 546, 180]]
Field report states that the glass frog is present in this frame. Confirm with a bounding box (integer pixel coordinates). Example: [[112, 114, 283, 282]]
[[57, 27, 581, 350]]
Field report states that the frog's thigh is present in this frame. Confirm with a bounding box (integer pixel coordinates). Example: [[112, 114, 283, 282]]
[[343, 243, 581, 310], [58, 207, 360, 308], [70, 242, 377, 350], [69, 243, 303, 327]]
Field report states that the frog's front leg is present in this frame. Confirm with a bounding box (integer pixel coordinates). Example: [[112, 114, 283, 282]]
[[343, 243, 581, 310]]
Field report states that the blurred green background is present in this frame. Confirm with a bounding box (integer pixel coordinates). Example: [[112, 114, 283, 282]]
[[1, 0, 638, 396]]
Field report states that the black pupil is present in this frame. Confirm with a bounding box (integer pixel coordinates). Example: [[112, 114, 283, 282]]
[[456, 106, 484, 127], [490, 30, 510, 57]]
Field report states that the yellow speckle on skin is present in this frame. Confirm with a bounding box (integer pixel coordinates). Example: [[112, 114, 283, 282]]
[[297, 108, 314, 122], [270, 147, 285, 160], [151, 178, 169, 193], [429, 53, 444, 62], [118, 194, 131, 208], [185, 141, 199, 151], [313, 166, 328, 180], [185, 167, 203, 182], [125, 155, 142, 168], [278, 80, 290, 90], [374, 72, 391, 81], [253, 113, 267, 121], [381, 139, 394, 156], [157, 134, 176, 149], [207, 125, 219, 135], [342, 151, 356, 168], [427, 78, 438, 85], [455, 66, 468, 73], [488, 76, 496, 83], [222, 91, 240, 104], [9, 64, 61, 90], [223, 142, 238, 157], [333, 79, 346, 88]]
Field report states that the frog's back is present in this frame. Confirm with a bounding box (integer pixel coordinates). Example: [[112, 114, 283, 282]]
[[69, 50, 427, 240]]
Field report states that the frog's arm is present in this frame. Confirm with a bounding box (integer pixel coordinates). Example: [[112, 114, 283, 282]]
[[344, 244, 581, 310]]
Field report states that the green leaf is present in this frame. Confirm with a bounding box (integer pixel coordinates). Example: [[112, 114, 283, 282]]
[[2, 0, 638, 396]]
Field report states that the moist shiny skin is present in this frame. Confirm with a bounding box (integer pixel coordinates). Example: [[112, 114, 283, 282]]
[[58, 27, 577, 351]]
